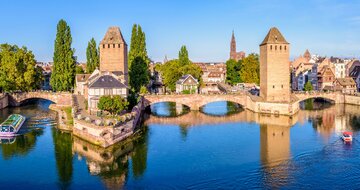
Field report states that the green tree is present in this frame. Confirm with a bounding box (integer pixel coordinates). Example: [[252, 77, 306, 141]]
[[129, 57, 149, 93], [226, 59, 241, 85], [239, 53, 260, 84], [86, 38, 99, 73], [0, 44, 43, 92], [98, 95, 129, 115], [128, 24, 150, 95], [50, 19, 76, 91], [75, 65, 84, 74], [304, 81, 313, 91], [178, 45, 190, 65], [156, 46, 202, 91]]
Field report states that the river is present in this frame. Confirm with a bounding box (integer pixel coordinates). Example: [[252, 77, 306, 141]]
[[0, 99, 360, 189]]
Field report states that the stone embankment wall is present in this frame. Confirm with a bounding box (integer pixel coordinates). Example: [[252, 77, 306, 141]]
[[73, 97, 146, 148], [0, 94, 8, 109]]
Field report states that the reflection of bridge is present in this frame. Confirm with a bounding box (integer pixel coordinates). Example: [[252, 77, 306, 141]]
[[144, 92, 360, 115], [145, 110, 298, 127], [7, 91, 72, 106]]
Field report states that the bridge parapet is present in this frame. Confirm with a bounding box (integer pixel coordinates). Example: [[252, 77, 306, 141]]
[[8, 91, 72, 106]]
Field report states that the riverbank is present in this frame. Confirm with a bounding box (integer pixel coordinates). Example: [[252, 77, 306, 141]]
[[49, 104, 73, 131]]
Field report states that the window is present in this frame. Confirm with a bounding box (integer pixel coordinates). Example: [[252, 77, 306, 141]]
[[270, 45, 272, 50], [108, 44, 110, 48], [281, 85, 283, 88], [113, 44, 115, 48], [103, 44, 105, 48], [280, 46, 282, 50], [284, 45, 287, 50], [275, 46, 277, 50], [273, 85, 275, 88], [118, 44, 120, 48]]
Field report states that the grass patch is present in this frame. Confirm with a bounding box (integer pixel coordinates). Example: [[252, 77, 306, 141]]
[[62, 107, 73, 125]]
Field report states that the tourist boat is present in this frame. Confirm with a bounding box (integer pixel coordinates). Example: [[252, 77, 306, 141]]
[[341, 131, 353, 142], [0, 114, 26, 137]]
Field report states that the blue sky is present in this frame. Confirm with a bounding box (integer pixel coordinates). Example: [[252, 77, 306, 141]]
[[1, 0, 360, 62]]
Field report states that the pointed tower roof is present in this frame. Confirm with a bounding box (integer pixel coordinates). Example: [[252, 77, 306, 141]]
[[304, 49, 311, 60], [231, 30, 235, 41], [260, 27, 289, 45], [100, 26, 127, 45]]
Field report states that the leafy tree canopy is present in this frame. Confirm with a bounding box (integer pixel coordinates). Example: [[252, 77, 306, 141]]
[[98, 95, 129, 115], [86, 38, 99, 73], [0, 44, 43, 92], [50, 19, 76, 91]]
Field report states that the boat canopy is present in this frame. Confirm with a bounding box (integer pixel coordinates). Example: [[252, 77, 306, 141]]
[[343, 131, 353, 135]]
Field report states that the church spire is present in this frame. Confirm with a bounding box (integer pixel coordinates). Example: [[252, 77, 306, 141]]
[[230, 30, 236, 55]]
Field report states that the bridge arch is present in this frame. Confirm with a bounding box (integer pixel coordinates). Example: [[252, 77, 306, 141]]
[[8, 91, 72, 107], [144, 94, 247, 111]]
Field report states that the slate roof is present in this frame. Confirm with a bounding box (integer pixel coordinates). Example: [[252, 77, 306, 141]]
[[260, 27, 289, 45], [176, 74, 199, 84], [89, 75, 127, 88], [100, 26, 127, 45], [349, 66, 360, 78]]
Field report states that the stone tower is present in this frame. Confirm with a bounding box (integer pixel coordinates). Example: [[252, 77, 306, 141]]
[[230, 31, 236, 59], [99, 26, 128, 84], [259, 27, 290, 102]]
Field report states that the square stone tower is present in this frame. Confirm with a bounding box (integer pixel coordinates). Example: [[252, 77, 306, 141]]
[[99, 26, 128, 84], [259, 27, 290, 102]]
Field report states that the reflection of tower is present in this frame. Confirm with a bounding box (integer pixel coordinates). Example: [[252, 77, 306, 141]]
[[260, 122, 291, 189], [72, 137, 132, 190], [260, 124, 290, 166]]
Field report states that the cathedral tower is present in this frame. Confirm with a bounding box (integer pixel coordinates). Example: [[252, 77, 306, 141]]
[[259, 27, 290, 102], [230, 31, 236, 59], [99, 27, 128, 84]]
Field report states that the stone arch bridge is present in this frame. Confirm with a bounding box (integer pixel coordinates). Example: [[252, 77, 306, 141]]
[[144, 93, 248, 110], [144, 92, 354, 115], [8, 91, 72, 106]]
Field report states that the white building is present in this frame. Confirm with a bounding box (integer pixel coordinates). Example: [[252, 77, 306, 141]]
[[333, 62, 346, 78]]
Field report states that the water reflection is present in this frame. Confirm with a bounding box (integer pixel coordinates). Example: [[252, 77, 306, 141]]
[[200, 101, 244, 116], [150, 102, 190, 117], [72, 128, 148, 189], [52, 129, 74, 189], [0, 129, 43, 159], [260, 118, 292, 189]]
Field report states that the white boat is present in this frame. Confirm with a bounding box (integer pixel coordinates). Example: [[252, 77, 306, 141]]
[[0, 114, 26, 137]]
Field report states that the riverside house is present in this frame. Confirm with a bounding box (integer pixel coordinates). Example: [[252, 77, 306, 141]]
[[176, 74, 199, 94]]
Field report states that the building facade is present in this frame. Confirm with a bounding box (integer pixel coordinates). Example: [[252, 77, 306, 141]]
[[176, 74, 199, 94], [259, 27, 290, 102]]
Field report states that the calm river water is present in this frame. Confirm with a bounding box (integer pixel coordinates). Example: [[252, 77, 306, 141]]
[[0, 99, 360, 189]]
